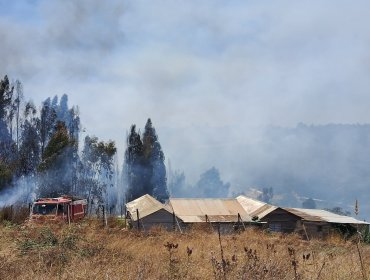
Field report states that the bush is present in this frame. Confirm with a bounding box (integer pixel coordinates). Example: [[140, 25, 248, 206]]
[[0, 205, 30, 224]]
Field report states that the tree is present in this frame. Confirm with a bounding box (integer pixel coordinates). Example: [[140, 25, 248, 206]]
[[18, 102, 40, 176], [124, 119, 169, 203], [40, 98, 57, 155], [142, 118, 168, 202], [168, 170, 186, 197], [79, 136, 117, 213], [302, 198, 316, 209], [0, 75, 13, 121], [195, 167, 230, 198], [0, 75, 15, 191], [13, 80, 23, 151], [37, 121, 75, 197], [258, 187, 274, 203], [124, 125, 145, 202]]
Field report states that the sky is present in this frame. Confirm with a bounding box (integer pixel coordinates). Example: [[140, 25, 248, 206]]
[[1, 1, 370, 199]]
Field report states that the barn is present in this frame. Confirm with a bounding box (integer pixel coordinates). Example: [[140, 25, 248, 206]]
[[125, 194, 369, 238], [260, 207, 369, 239], [126, 194, 176, 231], [168, 198, 253, 232]]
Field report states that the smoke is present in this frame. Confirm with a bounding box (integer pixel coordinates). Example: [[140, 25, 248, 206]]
[[2, 1, 370, 220], [160, 124, 370, 220], [0, 176, 36, 207]]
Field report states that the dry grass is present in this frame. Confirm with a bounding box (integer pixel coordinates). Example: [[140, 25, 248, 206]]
[[0, 219, 369, 280], [0, 206, 30, 224]]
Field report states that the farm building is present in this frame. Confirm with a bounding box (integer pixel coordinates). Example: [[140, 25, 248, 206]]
[[236, 195, 277, 219], [125, 194, 369, 238], [235, 195, 369, 239], [168, 198, 254, 232], [126, 194, 177, 231], [259, 207, 369, 239]]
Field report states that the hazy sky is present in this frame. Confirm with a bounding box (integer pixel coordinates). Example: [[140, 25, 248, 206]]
[[1, 0, 370, 167]]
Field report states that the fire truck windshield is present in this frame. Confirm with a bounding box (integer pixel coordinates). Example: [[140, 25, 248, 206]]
[[33, 204, 57, 215]]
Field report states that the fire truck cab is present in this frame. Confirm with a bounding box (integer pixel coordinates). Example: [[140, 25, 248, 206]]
[[31, 196, 87, 223]]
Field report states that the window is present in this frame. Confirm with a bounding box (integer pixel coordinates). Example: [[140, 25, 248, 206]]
[[317, 225, 323, 232], [33, 204, 57, 215]]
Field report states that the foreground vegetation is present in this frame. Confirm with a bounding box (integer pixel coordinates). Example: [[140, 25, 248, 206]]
[[0, 218, 369, 280]]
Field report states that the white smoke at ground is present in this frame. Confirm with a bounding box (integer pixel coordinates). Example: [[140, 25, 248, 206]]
[[0, 176, 37, 207]]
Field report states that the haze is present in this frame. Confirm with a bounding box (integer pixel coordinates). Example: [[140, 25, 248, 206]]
[[1, 0, 370, 217]]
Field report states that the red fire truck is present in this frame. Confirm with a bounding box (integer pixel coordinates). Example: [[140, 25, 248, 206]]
[[30, 196, 87, 223]]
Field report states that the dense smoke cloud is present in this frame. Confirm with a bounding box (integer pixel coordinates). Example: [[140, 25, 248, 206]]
[[1, 1, 370, 219]]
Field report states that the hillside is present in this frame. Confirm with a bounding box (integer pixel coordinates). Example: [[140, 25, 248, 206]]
[[0, 220, 369, 280]]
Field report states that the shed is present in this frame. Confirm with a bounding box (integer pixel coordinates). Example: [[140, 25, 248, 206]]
[[261, 207, 369, 239], [126, 194, 175, 230], [169, 198, 252, 232]]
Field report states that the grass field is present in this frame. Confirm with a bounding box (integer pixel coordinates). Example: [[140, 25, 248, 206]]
[[0, 219, 369, 280]]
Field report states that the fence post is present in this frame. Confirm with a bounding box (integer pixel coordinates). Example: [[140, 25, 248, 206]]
[[136, 209, 140, 231]]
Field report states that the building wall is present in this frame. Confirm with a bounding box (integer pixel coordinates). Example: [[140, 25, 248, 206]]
[[136, 209, 176, 231], [261, 208, 299, 233], [295, 221, 331, 239]]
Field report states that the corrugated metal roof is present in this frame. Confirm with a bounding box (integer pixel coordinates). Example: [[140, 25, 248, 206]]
[[169, 198, 251, 223], [236, 195, 277, 219], [236, 195, 267, 214], [126, 194, 172, 221], [250, 204, 278, 219], [285, 208, 369, 225]]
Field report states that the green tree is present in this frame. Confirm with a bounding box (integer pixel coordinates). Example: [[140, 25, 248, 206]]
[[18, 102, 40, 176], [142, 118, 168, 202], [79, 136, 116, 212], [124, 119, 169, 203], [37, 121, 75, 197], [0, 75, 15, 191], [124, 125, 145, 201]]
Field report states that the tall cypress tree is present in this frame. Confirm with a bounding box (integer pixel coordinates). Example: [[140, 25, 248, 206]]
[[124, 119, 169, 203], [142, 119, 168, 202], [124, 125, 145, 201]]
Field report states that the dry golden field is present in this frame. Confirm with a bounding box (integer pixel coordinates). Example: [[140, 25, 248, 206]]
[[0, 219, 369, 280]]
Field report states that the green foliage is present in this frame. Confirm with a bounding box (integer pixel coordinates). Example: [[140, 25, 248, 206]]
[[80, 135, 117, 207], [363, 226, 370, 244], [39, 121, 74, 171], [18, 227, 58, 253], [125, 118, 168, 202], [0, 75, 13, 119]]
